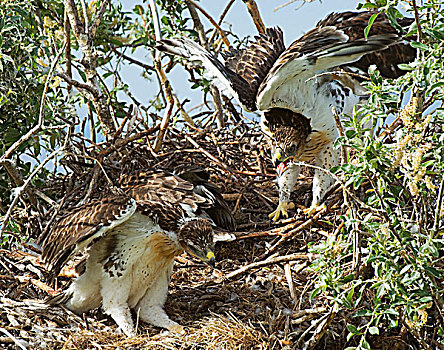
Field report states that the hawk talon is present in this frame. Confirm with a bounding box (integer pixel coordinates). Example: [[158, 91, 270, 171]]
[[168, 324, 186, 334], [269, 201, 295, 222], [303, 203, 326, 217]]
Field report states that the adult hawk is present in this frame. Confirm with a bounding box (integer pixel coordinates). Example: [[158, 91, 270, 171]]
[[39, 169, 234, 336], [156, 11, 415, 220]]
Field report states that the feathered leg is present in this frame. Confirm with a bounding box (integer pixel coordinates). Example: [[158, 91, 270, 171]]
[[64, 264, 102, 313], [100, 273, 135, 337], [269, 164, 300, 221], [136, 261, 184, 333], [304, 141, 339, 216]]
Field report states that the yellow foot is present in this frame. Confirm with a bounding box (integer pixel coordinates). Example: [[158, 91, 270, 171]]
[[303, 203, 326, 217], [168, 324, 186, 334], [269, 201, 295, 222]]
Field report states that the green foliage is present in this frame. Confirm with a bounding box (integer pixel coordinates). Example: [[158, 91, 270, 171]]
[[312, 1, 444, 347], [0, 1, 57, 209]]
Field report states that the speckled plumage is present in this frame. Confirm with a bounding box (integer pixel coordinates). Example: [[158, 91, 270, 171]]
[[40, 169, 232, 336], [156, 11, 415, 220]]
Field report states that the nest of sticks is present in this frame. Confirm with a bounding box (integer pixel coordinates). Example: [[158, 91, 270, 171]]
[[1, 125, 412, 349]]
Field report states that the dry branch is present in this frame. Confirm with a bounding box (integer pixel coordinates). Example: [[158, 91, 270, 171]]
[[185, 0, 230, 48], [242, 0, 266, 34], [187, 0, 225, 129], [208, 0, 236, 45], [64, 0, 116, 137], [149, 0, 176, 152], [224, 253, 316, 280]]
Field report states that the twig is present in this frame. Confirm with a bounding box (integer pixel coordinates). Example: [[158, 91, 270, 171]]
[[274, 0, 314, 12], [242, 0, 266, 34], [186, 0, 225, 129], [149, 1, 175, 152], [432, 176, 444, 237], [0, 328, 27, 350], [295, 162, 382, 214], [56, 72, 98, 96], [111, 48, 155, 72], [1, 43, 66, 161], [300, 304, 338, 350], [64, 7, 72, 93], [284, 263, 296, 299], [208, 0, 236, 45], [0, 133, 70, 237], [259, 203, 331, 259], [225, 253, 317, 280], [185, 0, 230, 48], [332, 107, 347, 164], [0, 160, 39, 210], [183, 134, 244, 183], [411, 0, 423, 44]]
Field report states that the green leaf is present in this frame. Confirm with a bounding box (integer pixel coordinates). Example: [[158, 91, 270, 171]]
[[347, 324, 362, 335], [368, 326, 379, 335], [364, 13, 379, 39], [424, 266, 442, 278], [354, 309, 373, 317], [410, 41, 429, 51], [361, 337, 371, 350], [398, 63, 414, 71]]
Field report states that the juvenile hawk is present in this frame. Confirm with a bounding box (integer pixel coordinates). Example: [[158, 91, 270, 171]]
[[39, 169, 234, 336], [156, 11, 415, 220]]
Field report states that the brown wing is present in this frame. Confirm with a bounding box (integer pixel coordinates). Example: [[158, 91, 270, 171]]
[[317, 11, 416, 78], [119, 170, 211, 212], [257, 11, 412, 107], [221, 27, 285, 110], [174, 165, 236, 231], [156, 28, 285, 112], [39, 196, 136, 277]]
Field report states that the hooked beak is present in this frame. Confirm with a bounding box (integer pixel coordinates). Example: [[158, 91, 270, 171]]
[[272, 152, 282, 168], [204, 251, 216, 268], [186, 249, 216, 268], [273, 152, 296, 177]]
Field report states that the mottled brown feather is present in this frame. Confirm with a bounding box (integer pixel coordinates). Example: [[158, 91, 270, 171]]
[[317, 11, 416, 78], [174, 165, 236, 231], [221, 27, 285, 110], [39, 196, 135, 277]]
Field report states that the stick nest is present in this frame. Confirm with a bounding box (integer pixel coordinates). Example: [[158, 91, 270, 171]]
[[0, 126, 414, 349]]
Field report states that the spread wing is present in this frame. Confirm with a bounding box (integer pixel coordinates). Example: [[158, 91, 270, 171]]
[[156, 27, 285, 111], [39, 196, 136, 276], [257, 11, 411, 109], [317, 11, 416, 78]]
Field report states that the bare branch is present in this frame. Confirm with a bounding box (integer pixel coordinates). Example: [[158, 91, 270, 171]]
[[208, 0, 235, 45], [56, 72, 98, 96], [242, 0, 266, 34], [225, 253, 316, 280], [1, 43, 66, 161], [185, 0, 231, 48], [149, 0, 175, 152], [186, 1, 225, 128]]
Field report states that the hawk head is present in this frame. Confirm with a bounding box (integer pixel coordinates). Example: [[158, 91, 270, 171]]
[[262, 108, 312, 176], [178, 219, 215, 267]]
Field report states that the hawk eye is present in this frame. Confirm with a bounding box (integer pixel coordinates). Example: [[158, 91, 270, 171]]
[[286, 144, 297, 155]]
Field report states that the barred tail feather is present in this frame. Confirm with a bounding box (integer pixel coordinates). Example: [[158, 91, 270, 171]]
[[44, 290, 72, 306]]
